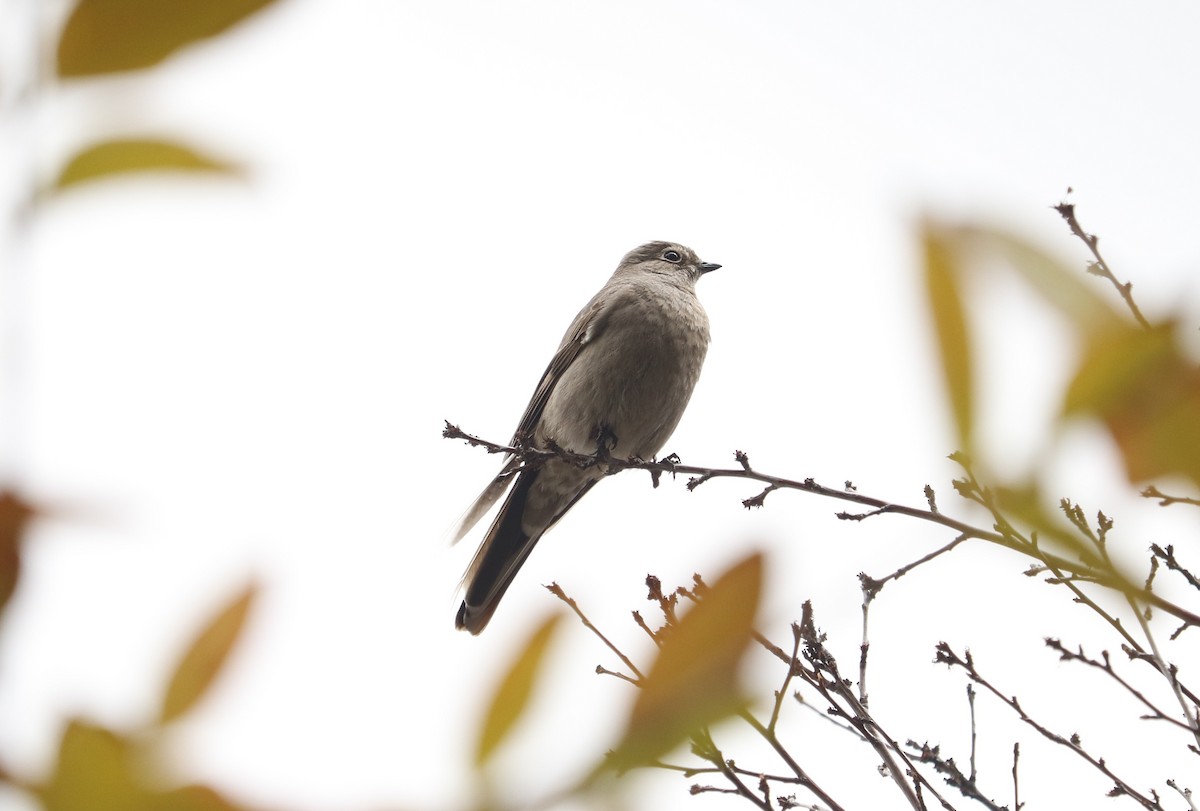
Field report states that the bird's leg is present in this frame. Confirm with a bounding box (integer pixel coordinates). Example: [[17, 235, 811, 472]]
[[587, 423, 619, 467]]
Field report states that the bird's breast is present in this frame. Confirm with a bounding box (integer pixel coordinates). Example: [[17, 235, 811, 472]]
[[537, 282, 709, 459]]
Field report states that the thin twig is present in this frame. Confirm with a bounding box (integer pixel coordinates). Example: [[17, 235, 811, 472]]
[[860, 534, 969, 599], [967, 684, 978, 783], [769, 624, 803, 734], [545, 582, 643, 681], [690, 728, 773, 810], [1166, 778, 1197, 811], [859, 583, 871, 708], [738, 708, 849, 811], [1054, 202, 1151, 329], [1141, 486, 1200, 509], [1045, 640, 1194, 733], [1011, 743, 1021, 811], [904, 741, 1007, 811], [1088, 520, 1200, 746], [937, 644, 1165, 810], [1151, 544, 1200, 593], [444, 422, 1200, 629]]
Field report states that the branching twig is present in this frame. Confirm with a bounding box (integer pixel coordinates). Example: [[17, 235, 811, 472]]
[[1141, 486, 1200, 509], [545, 582, 643, 682], [736, 709, 849, 811], [1151, 544, 1200, 594], [1166, 778, 1197, 811], [905, 741, 1008, 811], [790, 612, 936, 810], [936, 644, 1166, 810], [456, 418, 1198, 809], [1054, 202, 1150, 329], [443, 422, 1200, 629], [769, 624, 803, 734], [860, 535, 968, 600], [1045, 640, 1195, 733]]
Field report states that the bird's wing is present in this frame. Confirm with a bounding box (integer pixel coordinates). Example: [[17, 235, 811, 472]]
[[450, 292, 612, 546], [448, 455, 520, 545], [510, 293, 609, 446]]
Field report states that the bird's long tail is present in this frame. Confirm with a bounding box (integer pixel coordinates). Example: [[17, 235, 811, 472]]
[[456, 467, 596, 634], [456, 469, 542, 634]]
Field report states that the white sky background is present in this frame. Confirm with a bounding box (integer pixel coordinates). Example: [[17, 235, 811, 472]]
[[2, 1, 1200, 809]]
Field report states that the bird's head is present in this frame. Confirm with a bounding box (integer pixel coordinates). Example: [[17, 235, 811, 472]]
[[619, 241, 721, 283]]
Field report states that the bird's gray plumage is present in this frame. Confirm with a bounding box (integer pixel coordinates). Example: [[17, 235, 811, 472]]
[[453, 241, 719, 634]]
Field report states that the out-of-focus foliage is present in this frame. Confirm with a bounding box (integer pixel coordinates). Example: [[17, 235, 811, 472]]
[[467, 210, 1196, 809], [922, 220, 1200, 491], [6, 5, 1198, 807], [1, 3, 285, 809], [922, 225, 974, 453], [1065, 320, 1200, 486], [474, 612, 563, 767], [959, 225, 1120, 333], [44, 0, 274, 197], [57, 0, 282, 78], [51, 139, 241, 194], [39, 723, 242, 811], [606, 552, 762, 772], [0, 491, 36, 617], [32, 587, 257, 811], [161, 583, 259, 724]]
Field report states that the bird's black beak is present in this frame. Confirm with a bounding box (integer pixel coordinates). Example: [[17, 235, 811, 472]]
[[698, 262, 721, 274]]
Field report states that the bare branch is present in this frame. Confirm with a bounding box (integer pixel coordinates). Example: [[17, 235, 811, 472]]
[[444, 422, 1200, 629], [936, 644, 1166, 810], [1053, 202, 1150, 329], [1151, 544, 1200, 594], [1141, 486, 1200, 509], [545, 582, 643, 682], [1045, 640, 1194, 733]]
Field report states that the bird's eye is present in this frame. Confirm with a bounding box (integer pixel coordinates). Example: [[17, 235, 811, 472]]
[[662, 250, 682, 263]]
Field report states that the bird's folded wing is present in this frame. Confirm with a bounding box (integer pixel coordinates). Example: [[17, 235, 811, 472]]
[[452, 293, 610, 546], [450, 456, 519, 545], [511, 295, 608, 446]]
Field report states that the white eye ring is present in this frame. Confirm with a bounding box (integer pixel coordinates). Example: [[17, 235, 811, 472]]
[[662, 250, 682, 263]]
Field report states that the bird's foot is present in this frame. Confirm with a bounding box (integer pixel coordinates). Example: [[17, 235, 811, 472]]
[[586, 424, 619, 467]]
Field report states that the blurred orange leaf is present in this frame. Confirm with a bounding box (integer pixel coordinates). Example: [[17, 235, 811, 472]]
[[160, 582, 257, 724], [922, 223, 974, 451], [0, 491, 37, 619], [474, 612, 563, 768], [51, 139, 240, 193], [57, 0, 282, 78], [1065, 321, 1200, 487], [607, 551, 763, 772]]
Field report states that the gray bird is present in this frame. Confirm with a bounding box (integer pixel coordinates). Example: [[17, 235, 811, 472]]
[[452, 241, 720, 634]]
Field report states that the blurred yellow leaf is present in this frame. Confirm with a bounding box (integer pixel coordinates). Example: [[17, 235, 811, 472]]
[[39, 720, 247, 811], [57, 0, 282, 78], [474, 612, 563, 768], [956, 225, 1122, 336], [607, 551, 763, 772], [1065, 321, 1200, 487], [160, 582, 257, 724], [922, 223, 974, 451], [158, 785, 242, 811], [40, 720, 142, 811], [51, 139, 240, 193]]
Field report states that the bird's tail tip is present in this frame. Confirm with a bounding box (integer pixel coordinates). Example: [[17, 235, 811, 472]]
[[455, 600, 490, 635]]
